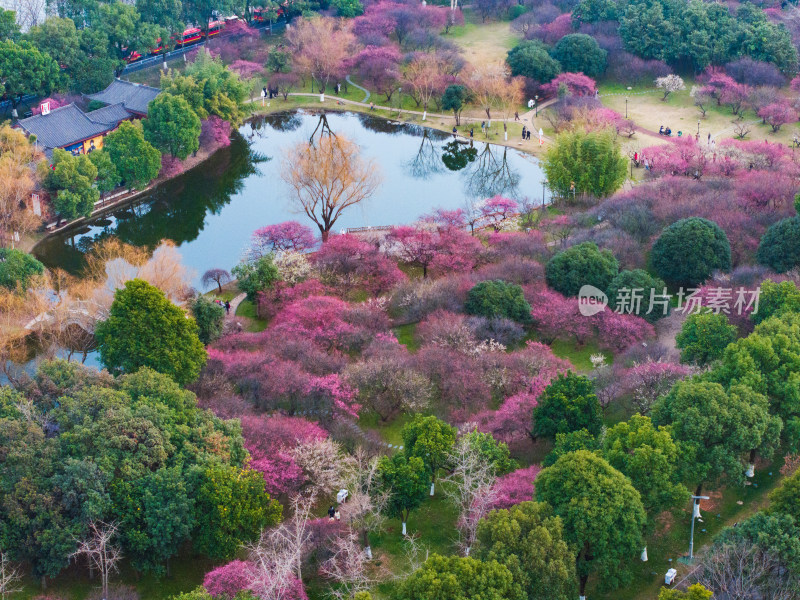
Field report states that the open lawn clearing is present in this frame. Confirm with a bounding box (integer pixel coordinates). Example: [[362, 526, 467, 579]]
[[450, 20, 520, 67]]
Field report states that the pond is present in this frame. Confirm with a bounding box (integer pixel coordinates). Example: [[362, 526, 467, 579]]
[[34, 110, 550, 289]]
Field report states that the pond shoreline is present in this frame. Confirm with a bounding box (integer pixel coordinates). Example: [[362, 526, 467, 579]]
[[32, 106, 545, 255]]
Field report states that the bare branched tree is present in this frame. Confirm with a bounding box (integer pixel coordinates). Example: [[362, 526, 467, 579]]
[[280, 135, 382, 242], [442, 435, 499, 556], [320, 530, 372, 600], [339, 448, 389, 560], [71, 522, 123, 600], [0, 551, 22, 600], [694, 541, 800, 600], [250, 494, 317, 592]]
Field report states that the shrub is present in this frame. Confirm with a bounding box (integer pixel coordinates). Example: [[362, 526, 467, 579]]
[[191, 295, 226, 345], [0, 248, 45, 290], [545, 242, 619, 297], [651, 218, 731, 286], [232, 255, 279, 302], [490, 465, 542, 509], [725, 58, 785, 87], [757, 217, 800, 273], [467, 316, 526, 346], [203, 560, 252, 598], [314, 234, 405, 295], [676, 312, 738, 366], [607, 269, 668, 323], [465, 280, 532, 323], [550, 33, 607, 78]]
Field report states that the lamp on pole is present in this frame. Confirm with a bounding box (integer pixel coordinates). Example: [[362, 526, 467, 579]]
[[697, 120, 701, 135], [541, 180, 547, 208], [688, 494, 710, 561], [625, 97, 628, 119], [534, 95, 539, 117]]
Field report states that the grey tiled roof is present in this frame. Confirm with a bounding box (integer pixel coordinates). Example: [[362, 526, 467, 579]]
[[86, 103, 133, 127], [86, 79, 161, 115], [17, 104, 111, 151]]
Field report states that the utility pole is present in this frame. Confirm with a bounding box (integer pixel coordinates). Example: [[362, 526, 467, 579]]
[[688, 494, 710, 561]]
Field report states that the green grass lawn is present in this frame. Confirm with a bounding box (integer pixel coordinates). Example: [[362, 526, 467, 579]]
[[235, 298, 268, 332], [594, 456, 784, 600], [15, 553, 214, 600], [549, 339, 609, 372], [393, 323, 420, 352]]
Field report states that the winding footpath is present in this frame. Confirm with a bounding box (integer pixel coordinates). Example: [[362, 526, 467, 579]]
[[345, 75, 370, 103]]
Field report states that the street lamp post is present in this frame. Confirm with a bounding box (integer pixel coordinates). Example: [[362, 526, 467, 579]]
[[697, 120, 701, 135], [541, 180, 547, 208], [689, 494, 710, 561], [534, 95, 539, 117], [625, 97, 628, 119]]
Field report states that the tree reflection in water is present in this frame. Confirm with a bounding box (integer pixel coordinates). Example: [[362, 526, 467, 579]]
[[406, 129, 446, 179], [441, 140, 477, 172], [34, 132, 266, 275], [462, 142, 521, 199]]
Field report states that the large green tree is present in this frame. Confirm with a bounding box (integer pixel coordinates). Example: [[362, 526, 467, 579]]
[[607, 269, 668, 323], [533, 372, 603, 440], [543, 129, 627, 198], [377, 453, 430, 535], [754, 280, 800, 325], [115, 466, 195, 574], [143, 93, 202, 160], [103, 121, 162, 190], [545, 242, 619, 297], [95, 279, 207, 385], [551, 34, 607, 78], [715, 511, 800, 575], [770, 468, 800, 523], [506, 41, 561, 82], [395, 554, 519, 600], [402, 414, 457, 495], [194, 463, 282, 560], [46, 149, 100, 220], [651, 217, 731, 286], [602, 415, 690, 536], [711, 312, 800, 450], [88, 149, 121, 194], [652, 380, 781, 495], [231, 256, 279, 302], [474, 502, 576, 600], [536, 451, 646, 596], [190, 295, 225, 345], [0, 40, 62, 110], [758, 217, 800, 274], [464, 280, 532, 324], [676, 312, 738, 366]]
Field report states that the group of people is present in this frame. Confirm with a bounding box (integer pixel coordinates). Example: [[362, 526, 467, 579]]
[[214, 299, 231, 314], [658, 125, 674, 136], [327, 505, 341, 521], [521, 126, 532, 141], [632, 151, 652, 171]]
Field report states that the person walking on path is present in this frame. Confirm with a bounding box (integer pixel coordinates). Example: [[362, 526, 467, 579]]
[[515, 111, 520, 121], [522, 126, 527, 140], [224, 301, 231, 315]]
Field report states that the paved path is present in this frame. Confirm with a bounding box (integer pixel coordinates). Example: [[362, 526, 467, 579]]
[[346, 75, 370, 103], [227, 292, 246, 320]]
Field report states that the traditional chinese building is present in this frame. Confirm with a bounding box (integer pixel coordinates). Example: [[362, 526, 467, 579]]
[[16, 80, 161, 160], [86, 79, 162, 118]]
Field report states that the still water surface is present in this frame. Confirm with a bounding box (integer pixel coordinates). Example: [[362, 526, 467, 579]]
[[35, 111, 549, 288]]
